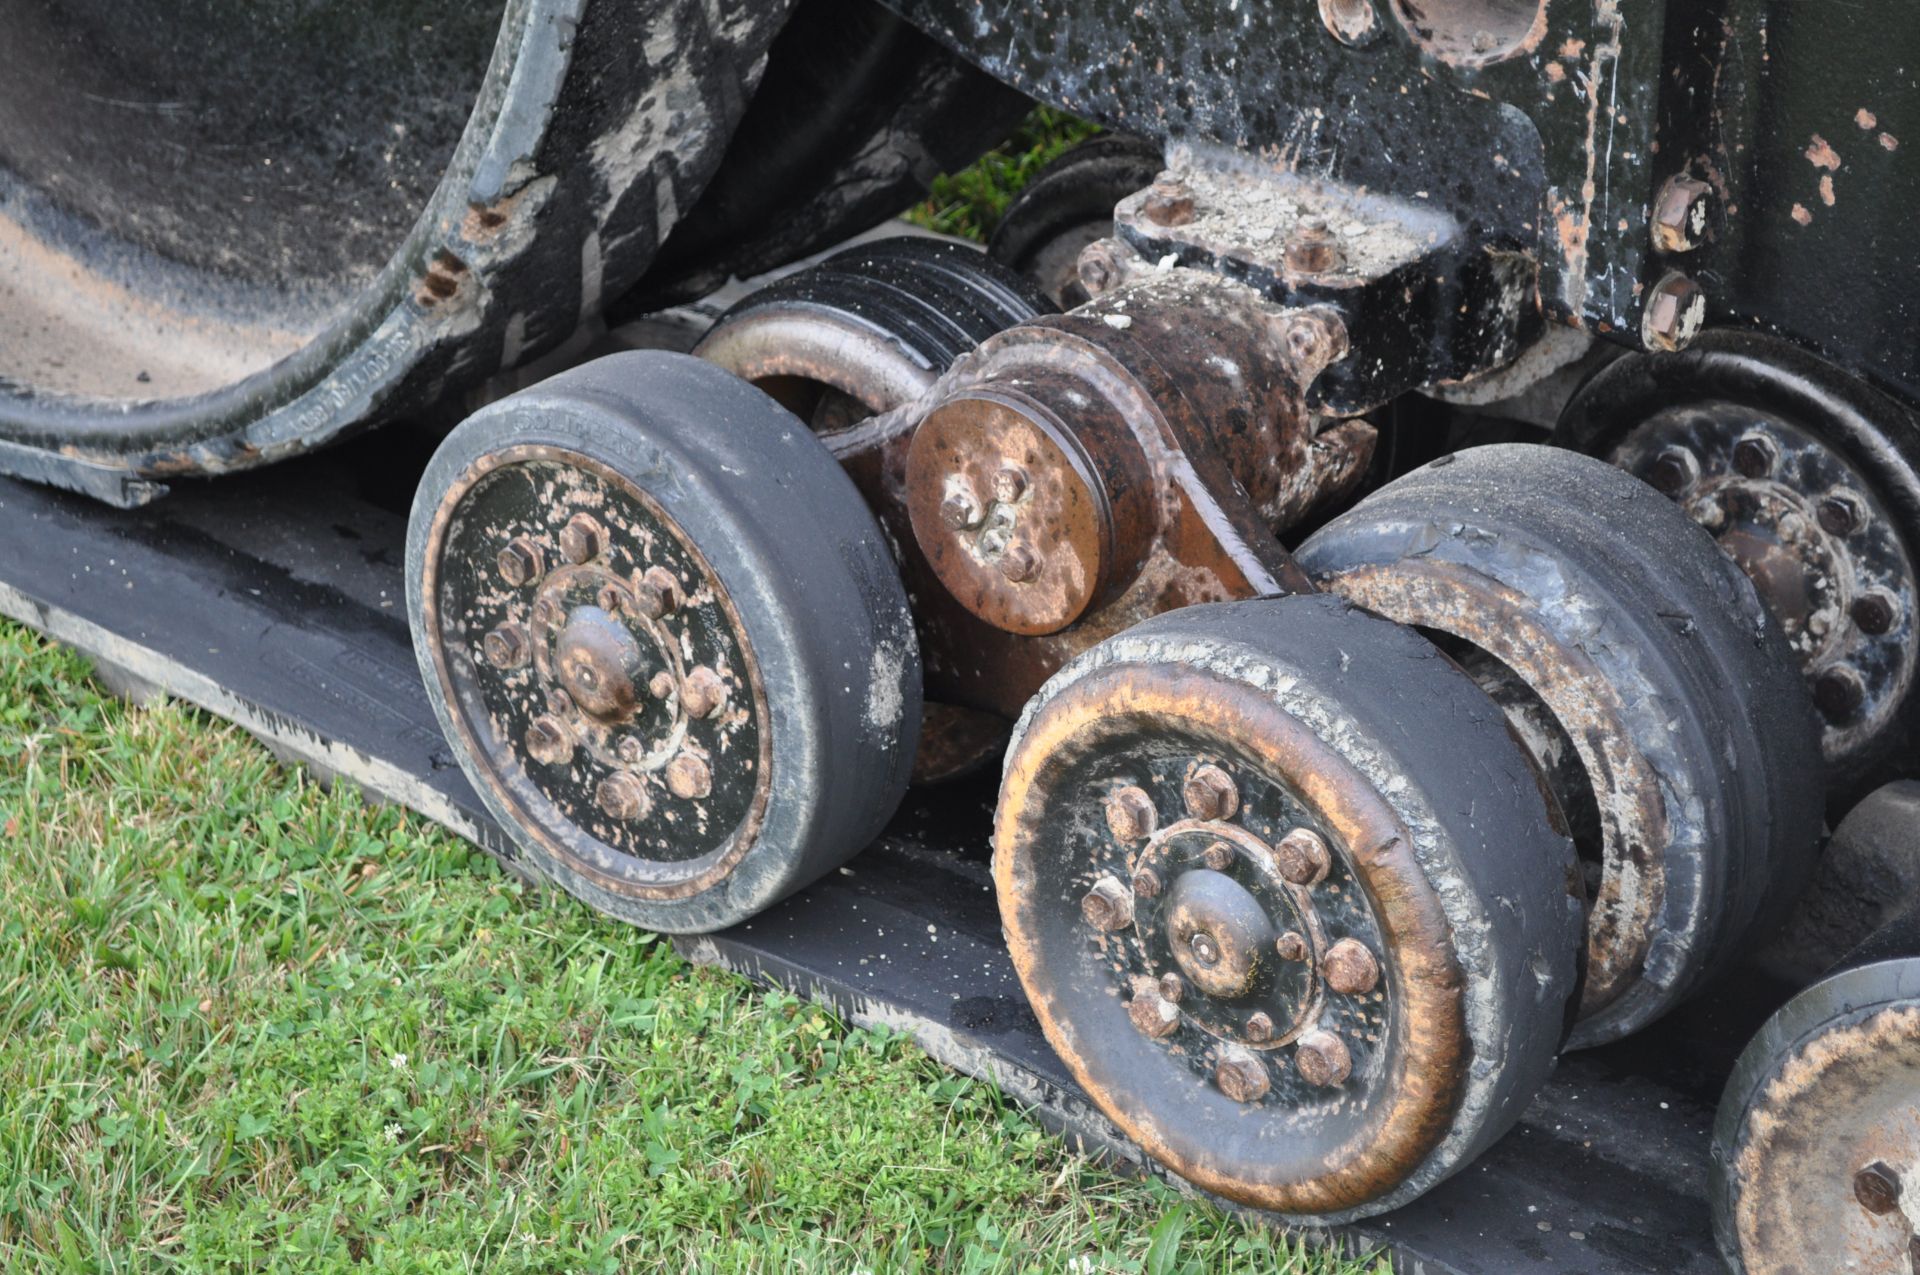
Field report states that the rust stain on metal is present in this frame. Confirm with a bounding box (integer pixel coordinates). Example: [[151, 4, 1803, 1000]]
[[1806, 134, 1843, 171]]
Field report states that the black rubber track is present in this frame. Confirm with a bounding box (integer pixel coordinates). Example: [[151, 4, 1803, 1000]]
[[998, 593, 1584, 1221], [407, 350, 920, 932], [1299, 445, 1825, 1047]]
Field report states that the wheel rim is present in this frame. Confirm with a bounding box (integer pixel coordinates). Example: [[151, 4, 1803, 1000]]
[[419, 444, 772, 899], [997, 663, 1468, 1216]]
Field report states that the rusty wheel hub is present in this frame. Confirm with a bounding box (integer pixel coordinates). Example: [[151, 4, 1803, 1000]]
[[1612, 405, 1916, 767], [420, 446, 769, 897]]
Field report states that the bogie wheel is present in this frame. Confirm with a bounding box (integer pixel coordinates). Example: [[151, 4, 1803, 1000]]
[[986, 133, 1166, 308], [1711, 953, 1920, 1274], [406, 350, 920, 933], [1299, 445, 1825, 1046], [995, 594, 1583, 1220]]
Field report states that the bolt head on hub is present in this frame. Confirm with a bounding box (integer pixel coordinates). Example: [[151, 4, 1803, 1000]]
[[1157, 972, 1185, 1004], [1646, 446, 1699, 496], [558, 513, 605, 564], [997, 540, 1041, 583], [940, 483, 984, 531], [1733, 432, 1780, 479], [482, 624, 529, 670], [1245, 1010, 1276, 1043], [991, 466, 1030, 504], [1324, 937, 1381, 995], [497, 537, 544, 587], [525, 714, 573, 767], [1273, 827, 1332, 885], [1105, 786, 1157, 842], [1132, 866, 1162, 899], [1854, 1161, 1902, 1215], [1853, 591, 1898, 635], [1817, 490, 1867, 537], [1201, 841, 1234, 872], [1214, 1046, 1271, 1103], [1142, 180, 1197, 228], [1651, 175, 1715, 255], [1081, 876, 1135, 932], [665, 753, 713, 800], [1128, 978, 1181, 1038], [1814, 664, 1866, 722], [1294, 1028, 1353, 1088], [1182, 764, 1240, 821], [681, 667, 728, 719], [1275, 930, 1309, 962], [596, 771, 650, 822]]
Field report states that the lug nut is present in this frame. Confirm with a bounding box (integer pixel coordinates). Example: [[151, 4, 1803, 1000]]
[[1651, 174, 1715, 254], [665, 753, 712, 800], [1273, 827, 1332, 885], [558, 513, 605, 564], [616, 736, 645, 764], [1104, 786, 1157, 842], [1081, 876, 1135, 932], [681, 667, 728, 719], [940, 482, 984, 531], [1817, 490, 1868, 536], [1692, 492, 1730, 533], [596, 771, 650, 821], [1202, 841, 1234, 872], [1324, 937, 1381, 995], [525, 715, 573, 766], [1646, 447, 1699, 497], [1214, 1046, 1271, 1103], [1245, 1011, 1275, 1043], [1293, 1029, 1353, 1088], [997, 541, 1040, 583], [1642, 272, 1707, 353], [1814, 665, 1866, 723], [1157, 972, 1185, 1004], [991, 466, 1029, 504], [1733, 432, 1779, 479], [482, 624, 529, 670], [546, 687, 573, 715], [1275, 930, 1309, 962], [1128, 978, 1181, 1038], [1142, 179, 1197, 228], [1855, 1161, 1902, 1215], [496, 537, 544, 587], [642, 566, 681, 613], [1132, 866, 1162, 899], [1283, 216, 1344, 275], [1182, 764, 1240, 821], [1853, 591, 1899, 636], [1077, 240, 1128, 297]]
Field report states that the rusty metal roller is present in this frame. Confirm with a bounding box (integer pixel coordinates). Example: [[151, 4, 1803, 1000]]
[[1299, 444, 1827, 1046], [995, 594, 1583, 1220], [0, 0, 797, 506]]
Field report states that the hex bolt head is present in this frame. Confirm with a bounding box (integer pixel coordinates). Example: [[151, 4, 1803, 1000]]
[[1182, 764, 1240, 821], [1642, 272, 1708, 353], [1854, 1161, 1902, 1215], [1245, 1011, 1275, 1044], [1157, 972, 1185, 1004], [1818, 490, 1868, 537], [1105, 786, 1157, 842], [680, 667, 729, 719], [991, 466, 1030, 505], [1283, 216, 1344, 275], [1273, 827, 1332, 885], [997, 540, 1041, 584], [616, 736, 645, 764], [1214, 1046, 1271, 1103], [596, 771, 650, 822], [1814, 665, 1866, 723], [1076, 240, 1126, 297], [496, 537, 544, 587], [1293, 1029, 1353, 1088], [482, 624, 529, 670], [648, 670, 677, 700], [1275, 930, 1309, 962], [1853, 591, 1899, 636], [546, 687, 574, 715], [641, 566, 681, 614], [1733, 432, 1780, 479], [1201, 841, 1235, 872], [1692, 492, 1730, 534], [665, 753, 712, 800], [1651, 174, 1715, 254], [1142, 179, 1197, 228], [1081, 876, 1135, 932], [1132, 866, 1163, 900], [1646, 447, 1699, 497], [525, 715, 573, 767], [940, 483, 985, 531], [1324, 937, 1381, 995], [557, 514, 605, 564], [1128, 979, 1181, 1039]]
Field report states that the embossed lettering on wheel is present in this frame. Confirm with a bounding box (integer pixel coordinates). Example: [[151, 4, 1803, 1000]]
[[421, 446, 770, 898]]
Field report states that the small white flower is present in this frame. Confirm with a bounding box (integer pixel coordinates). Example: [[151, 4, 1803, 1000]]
[[1067, 1258, 1097, 1275], [389, 1053, 408, 1071], [383, 1123, 403, 1144]]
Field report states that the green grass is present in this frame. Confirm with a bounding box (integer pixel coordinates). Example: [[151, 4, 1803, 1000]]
[[905, 108, 1103, 243], [0, 619, 1380, 1272]]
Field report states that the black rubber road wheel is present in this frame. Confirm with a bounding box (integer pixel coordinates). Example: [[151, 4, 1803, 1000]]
[[407, 350, 920, 933], [995, 594, 1583, 1220], [1299, 444, 1825, 1046], [987, 133, 1165, 307]]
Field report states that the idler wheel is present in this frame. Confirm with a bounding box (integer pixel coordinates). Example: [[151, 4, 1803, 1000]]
[[408, 350, 920, 933], [1712, 950, 1920, 1273], [1300, 445, 1825, 1046], [995, 594, 1583, 1220]]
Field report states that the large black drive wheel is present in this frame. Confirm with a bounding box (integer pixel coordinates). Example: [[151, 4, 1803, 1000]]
[[1299, 445, 1825, 1046], [407, 350, 920, 933], [995, 594, 1583, 1220]]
